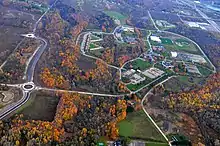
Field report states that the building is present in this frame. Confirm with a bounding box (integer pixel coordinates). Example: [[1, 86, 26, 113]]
[[171, 52, 178, 58], [122, 26, 134, 32], [150, 36, 161, 43], [142, 67, 164, 79], [130, 74, 146, 84], [162, 61, 174, 69], [123, 69, 136, 77], [186, 64, 201, 74]]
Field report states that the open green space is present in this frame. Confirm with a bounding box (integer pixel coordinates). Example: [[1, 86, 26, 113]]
[[17, 92, 59, 121], [150, 34, 200, 54], [89, 43, 97, 49], [127, 83, 145, 91], [132, 59, 153, 71], [104, 11, 127, 24], [197, 65, 213, 77], [160, 38, 173, 45], [163, 76, 206, 92], [117, 110, 167, 142]]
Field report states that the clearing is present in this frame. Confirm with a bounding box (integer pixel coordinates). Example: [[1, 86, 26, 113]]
[[17, 91, 59, 121], [104, 10, 127, 24], [131, 59, 153, 71], [117, 110, 167, 142]]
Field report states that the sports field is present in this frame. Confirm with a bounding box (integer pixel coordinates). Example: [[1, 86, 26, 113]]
[[117, 110, 167, 142]]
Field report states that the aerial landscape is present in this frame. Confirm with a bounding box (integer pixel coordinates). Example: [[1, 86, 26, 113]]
[[0, 0, 219, 145]]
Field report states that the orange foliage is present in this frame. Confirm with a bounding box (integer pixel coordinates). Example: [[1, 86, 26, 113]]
[[102, 49, 114, 64]]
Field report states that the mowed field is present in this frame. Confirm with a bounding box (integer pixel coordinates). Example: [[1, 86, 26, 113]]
[[131, 59, 153, 71], [104, 10, 128, 24], [17, 92, 60, 121], [117, 110, 167, 142], [160, 37, 199, 54]]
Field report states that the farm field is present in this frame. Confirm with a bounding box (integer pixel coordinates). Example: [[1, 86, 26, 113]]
[[117, 110, 167, 142]]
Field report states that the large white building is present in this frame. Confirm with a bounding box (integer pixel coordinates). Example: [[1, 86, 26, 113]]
[[150, 36, 161, 43]]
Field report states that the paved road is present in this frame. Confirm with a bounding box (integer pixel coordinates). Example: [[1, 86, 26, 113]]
[[26, 37, 47, 82], [0, 91, 29, 119], [39, 87, 130, 97], [0, 0, 57, 119], [141, 76, 176, 145]]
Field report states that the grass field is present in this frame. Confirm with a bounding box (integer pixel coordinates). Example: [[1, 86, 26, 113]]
[[89, 43, 97, 49], [18, 92, 59, 121], [197, 65, 213, 77], [163, 76, 205, 92], [160, 38, 173, 45], [132, 59, 152, 71], [127, 83, 146, 91], [117, 110, 167, 142], [104, 11, 127, 24]]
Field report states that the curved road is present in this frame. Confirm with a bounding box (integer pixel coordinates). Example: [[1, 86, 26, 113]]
[[26, 37, 47, 82], [0, 0, 56, 119]]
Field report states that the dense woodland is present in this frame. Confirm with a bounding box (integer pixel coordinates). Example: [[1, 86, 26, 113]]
[[0, 92, 131, 145]]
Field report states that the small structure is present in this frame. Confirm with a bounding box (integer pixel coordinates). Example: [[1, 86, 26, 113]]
[[150, 36, 161, 43], [152, 46, 165, 52], [171, 52, 178, 58], [162, 61, 174, 69], [124, 36, 137, 44]]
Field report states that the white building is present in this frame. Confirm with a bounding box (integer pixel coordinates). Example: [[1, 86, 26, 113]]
[[130, 74, 146, 84], [122, 26, 134, 32], [171, 52, 178, 58], [150, 36, 161, 43]]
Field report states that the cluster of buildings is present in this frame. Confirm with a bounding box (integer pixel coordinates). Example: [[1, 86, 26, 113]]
[[122, 69, 146, 84], [155, 20, 175, 28], [142, 68, 165, 79], [123, 67, 165, 84], [185, 64, 201, 74], [171, 51, 207, 64]]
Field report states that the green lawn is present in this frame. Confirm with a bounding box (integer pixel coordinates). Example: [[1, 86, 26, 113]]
[[117, 110, 167, 142], [104, 11, 127, 24], [158, 37, 199, 54], [127, 83, 145, 92], [132, 59, 152, 71], [160, 38, 173, 45], [89, 43, 97, 49], [197, 65, 213, 77]]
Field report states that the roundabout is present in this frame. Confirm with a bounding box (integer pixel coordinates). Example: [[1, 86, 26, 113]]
[[22, 82, 35, 92]]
